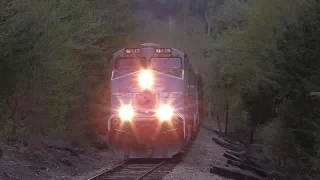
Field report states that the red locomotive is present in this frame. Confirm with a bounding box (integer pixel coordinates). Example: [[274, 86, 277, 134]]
[[107, 43, 204, 159]]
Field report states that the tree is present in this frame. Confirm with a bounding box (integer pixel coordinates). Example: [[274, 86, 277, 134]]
[[0, 0, 136, 142], [275, 5, 320, 178], [207, 0, 319, 178], [204, 1, 217, 37]]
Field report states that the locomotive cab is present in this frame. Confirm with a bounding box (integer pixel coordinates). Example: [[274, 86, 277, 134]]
[[107, 43, 201, 159]]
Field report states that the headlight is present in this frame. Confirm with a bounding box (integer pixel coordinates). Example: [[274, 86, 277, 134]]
[[118, 105, 134, 121], [138, 70, 153, 89], [156, 104, 173, 121]]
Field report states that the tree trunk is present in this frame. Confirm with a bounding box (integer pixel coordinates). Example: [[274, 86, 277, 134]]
[[204, 12, 211, 37], [283, 156, 287, 167], [249, 126, 254, 144], [217, 115, 222, 132], [225, 103, 229, 135]]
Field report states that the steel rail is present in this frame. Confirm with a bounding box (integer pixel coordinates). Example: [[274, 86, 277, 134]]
[[87, 161, 127, 180], [135, 161, 166, 180]]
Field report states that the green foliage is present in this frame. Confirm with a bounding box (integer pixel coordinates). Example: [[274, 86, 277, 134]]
[[274, 6, 320, 178], [206, 0, 319, 178], [0, 0, 135, 142], [212, 0, 247, 33]]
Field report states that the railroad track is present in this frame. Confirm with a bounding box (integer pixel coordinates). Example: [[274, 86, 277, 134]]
[[88, 159, 179, 180], [88, 132, 197, 180]]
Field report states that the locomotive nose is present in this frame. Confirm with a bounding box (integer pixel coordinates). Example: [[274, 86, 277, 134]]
[[136, 89, 156, 109], [134, 122, 159, 144]]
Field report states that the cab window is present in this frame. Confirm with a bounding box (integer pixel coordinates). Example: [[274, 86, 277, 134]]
[[149, 58, 182, 70], [114, 57, 147, 70]]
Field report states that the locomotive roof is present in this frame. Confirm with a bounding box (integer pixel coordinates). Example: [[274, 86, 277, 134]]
[[139, 43, 160, 47], [112, 43, 185, 57]]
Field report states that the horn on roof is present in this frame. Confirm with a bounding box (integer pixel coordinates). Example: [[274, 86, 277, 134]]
[[139, 43, 161, 47]]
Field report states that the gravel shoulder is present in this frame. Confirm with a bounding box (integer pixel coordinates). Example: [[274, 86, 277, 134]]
[[0, 140, 122, 180], [162, 128, 233, 180]]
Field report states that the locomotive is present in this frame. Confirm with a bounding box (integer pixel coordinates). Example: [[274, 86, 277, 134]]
[[107, 43, 204, 159]]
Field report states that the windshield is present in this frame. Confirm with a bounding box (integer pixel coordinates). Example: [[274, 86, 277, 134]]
[[150, 58, 182, 70], [114, 58, 147, 70]]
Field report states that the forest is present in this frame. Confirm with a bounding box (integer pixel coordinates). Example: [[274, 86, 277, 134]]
[[1, 0, 319, 179]]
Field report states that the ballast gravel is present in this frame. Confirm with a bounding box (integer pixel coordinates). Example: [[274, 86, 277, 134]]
[[162, 128, 233, 180]]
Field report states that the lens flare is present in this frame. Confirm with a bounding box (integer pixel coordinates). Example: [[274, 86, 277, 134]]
[[157, 104, 173, 121], [118, 105, 134, 121], [139, 70, 153, 89]]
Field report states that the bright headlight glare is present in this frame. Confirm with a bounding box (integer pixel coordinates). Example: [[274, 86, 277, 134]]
[[118, 105, 134, 121], [157, 104, 173, 121], [139, 70, 153, 89]]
